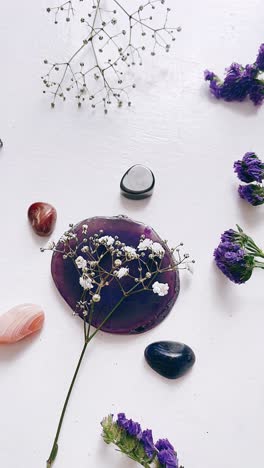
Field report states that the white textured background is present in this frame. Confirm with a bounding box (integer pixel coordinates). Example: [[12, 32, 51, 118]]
[[0, 1, 264, 467]]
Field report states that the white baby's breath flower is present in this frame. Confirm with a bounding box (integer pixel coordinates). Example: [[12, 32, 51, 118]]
[[81, 246, 89, 253], [114, 259, 122, 267], [151, 242, 165, 258], [79, 275, 93, 290], [92, 294, 101, 302], [82, 224, 88, 234], [137, 238, 153, 251], [47, 240, 55, 250], [99, 235, 115, 246], [60, 231, 77, 243], [75, 256, 87, 270], [123, 246, 137, 259], [152, 281, 169, 296], [114, 267, 129, 279]]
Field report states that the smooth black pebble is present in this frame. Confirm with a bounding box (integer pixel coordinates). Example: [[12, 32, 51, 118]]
[[120, 164, 155, 199], [144, 341, 195, 379]]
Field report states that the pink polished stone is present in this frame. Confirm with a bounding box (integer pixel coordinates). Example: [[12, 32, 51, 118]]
[[0, 304, 45, 344], [51, 215, 180, 335], [28, 202, 57, 237]]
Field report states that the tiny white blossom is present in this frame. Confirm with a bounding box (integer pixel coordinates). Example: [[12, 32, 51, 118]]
[[82, 224, 88, 233], [79, 276, 93, 290], [92, 294, 101, 302], [152, 281, 169, 296], [151, 242, 165, 258], [123, 246, 137, 259], [114, 259, 122, 267], [81, 246, 89, 253], [47, 240, 55, 250], [99, 235, 115, 246], [137, 238, 153, 251], [114, 267, 129, 279], [75, 256, 87, 270]]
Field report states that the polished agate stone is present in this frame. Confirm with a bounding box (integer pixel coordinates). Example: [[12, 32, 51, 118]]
[[120, 165, 155, 199], [145, 341, 195, 379], [51, 215, 180, 334], [28, 202, 57, 237], [0, 304, 45, 344]]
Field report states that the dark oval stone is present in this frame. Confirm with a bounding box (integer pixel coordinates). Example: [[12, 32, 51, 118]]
[[51, 215, 180, 334], [120, 165, 155, 199], [145, 341, 195, 379]]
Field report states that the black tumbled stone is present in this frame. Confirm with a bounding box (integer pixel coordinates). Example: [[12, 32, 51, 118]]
[[144, 341, 195, 379], [120, 164, 155, 199]]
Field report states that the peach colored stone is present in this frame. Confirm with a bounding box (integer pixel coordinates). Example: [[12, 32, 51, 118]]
[[0, 304, 45, 344]]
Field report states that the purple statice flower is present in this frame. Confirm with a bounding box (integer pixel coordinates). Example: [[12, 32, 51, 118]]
[[249, 82, 264, 105], [141, 429, 156, 458], [157, 448, 179, 468], [234, 152, 264, 183], [156, 439, 175, 452], [204, 69, 215, 81], [204, 53, 264, 105], [156, 439, 178, 468], [117, 413, 142, 439], [214, 239, 254, 284], [220, 63, 258, 102], [204, 70, 222, 99], [238, 184, 264, 206], [103, 413, 184, 467], [204, 63, 253, 102], [220, 229, 236, 243], [256, 43, 264, 71]]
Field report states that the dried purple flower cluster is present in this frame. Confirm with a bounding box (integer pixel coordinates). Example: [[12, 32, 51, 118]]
[[204, 43, 264, 105], [117, 413, 179, 466], [214, 225, 264, 284], [234, 152, 264, 206], [102, 413, 182, 468]]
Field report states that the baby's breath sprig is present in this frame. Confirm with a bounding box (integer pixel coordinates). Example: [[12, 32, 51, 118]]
[[42, 0, 181, 112], [46, 1, 74, 24], [43, 223, 193, 467]]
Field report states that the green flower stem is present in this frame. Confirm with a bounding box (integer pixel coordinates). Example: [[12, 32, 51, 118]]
[[46, 287, 139, 467], [46, 339, 89, 467]]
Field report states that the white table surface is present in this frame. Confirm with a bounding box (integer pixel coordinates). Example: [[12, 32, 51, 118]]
[[0, 0, 264, 467]]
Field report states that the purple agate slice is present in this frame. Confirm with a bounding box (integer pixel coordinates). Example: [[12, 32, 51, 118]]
[[51, 215, 180, 334]]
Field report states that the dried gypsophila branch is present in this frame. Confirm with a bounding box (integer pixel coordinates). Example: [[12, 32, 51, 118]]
[[43, 224, 194, 318], [42, 0, 181, 112], [42, 224, 193, 466]]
